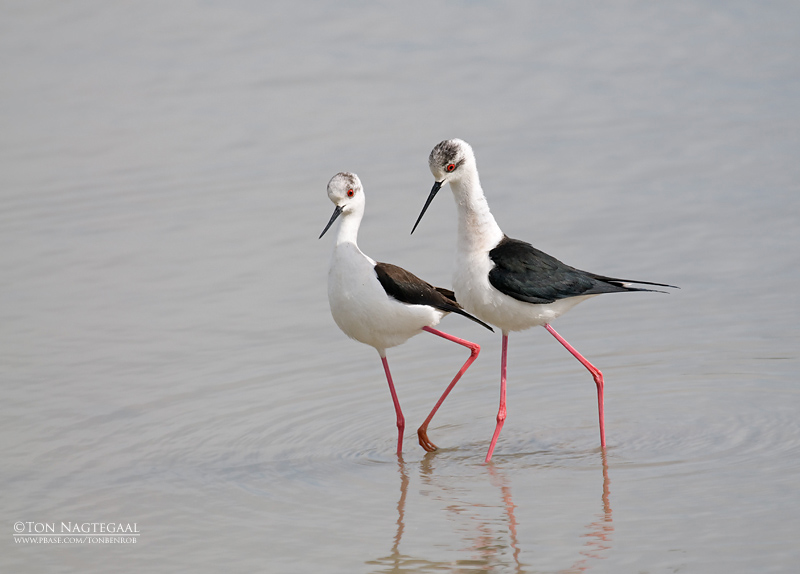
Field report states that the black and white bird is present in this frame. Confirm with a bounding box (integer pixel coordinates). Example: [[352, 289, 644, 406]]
[[411, 139, 677, 462], [320, 172, 493, 455]]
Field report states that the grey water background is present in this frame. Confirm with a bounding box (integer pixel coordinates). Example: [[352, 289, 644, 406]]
[[2, 1, 799, 572]]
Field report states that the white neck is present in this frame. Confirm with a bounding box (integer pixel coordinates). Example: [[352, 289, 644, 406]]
[[449, 170, 504, 253], [335, 207, 363, 247]]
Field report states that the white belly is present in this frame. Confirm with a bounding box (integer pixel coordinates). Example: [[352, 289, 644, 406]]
[[328, 244, 443, 351]]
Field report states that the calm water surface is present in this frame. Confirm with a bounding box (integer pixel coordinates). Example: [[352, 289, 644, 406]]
[[2, 2, 799, 573]]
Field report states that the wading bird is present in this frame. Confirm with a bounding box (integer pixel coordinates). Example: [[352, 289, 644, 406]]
[[411, 140, 676, 461], [321, 172, 493, 454]]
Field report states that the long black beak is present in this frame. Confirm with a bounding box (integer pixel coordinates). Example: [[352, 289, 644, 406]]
[[410, 180, 443, 235], [319, 205, 343, 239]]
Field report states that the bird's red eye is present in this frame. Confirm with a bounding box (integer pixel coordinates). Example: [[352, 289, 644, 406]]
[[446, 163, 456, 172], [347, 188, 354, 197]]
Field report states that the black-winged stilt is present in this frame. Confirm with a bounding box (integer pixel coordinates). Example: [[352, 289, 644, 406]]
[[320, 172, 493, 454], [411, 139, 677, 462]]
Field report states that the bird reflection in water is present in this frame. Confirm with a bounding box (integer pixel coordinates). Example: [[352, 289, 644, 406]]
[[567, 450, 614, 573], [367, 451, 614, 573]]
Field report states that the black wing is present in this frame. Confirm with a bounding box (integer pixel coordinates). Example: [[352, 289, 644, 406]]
[[374, 262, 493, 331], [488, 236, 676, 304]]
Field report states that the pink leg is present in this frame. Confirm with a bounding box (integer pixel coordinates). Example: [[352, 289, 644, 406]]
[[485, 333, 509, 463], [416, 326, 481, 452], [544, 323, 606, 448], [380, 354, 405, 454]]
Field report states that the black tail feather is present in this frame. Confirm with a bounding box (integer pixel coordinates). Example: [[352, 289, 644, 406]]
[[449, 306, 494, 332], [589, 273, 680, 294], [435, 287, 494, 331]]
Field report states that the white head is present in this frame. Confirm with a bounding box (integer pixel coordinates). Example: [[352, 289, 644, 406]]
[[411, 139, 478, 234], [427, 138, 476, 183], [319, 172, 365, 239]]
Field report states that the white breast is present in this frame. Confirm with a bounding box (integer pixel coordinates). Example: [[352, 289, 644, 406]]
[[328, 243, 443, 351]]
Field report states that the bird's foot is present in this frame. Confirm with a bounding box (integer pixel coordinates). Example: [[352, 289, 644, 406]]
[[417, 427, 438, 452]]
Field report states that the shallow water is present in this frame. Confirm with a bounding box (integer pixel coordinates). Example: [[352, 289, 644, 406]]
[[2, 2, 799, 572]]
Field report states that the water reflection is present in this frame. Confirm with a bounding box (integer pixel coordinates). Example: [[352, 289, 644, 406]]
[[368, 452, 614, 573], [565, 451, 614, 573], [366, 455, 422, 573], [486, 463, 523, 573]]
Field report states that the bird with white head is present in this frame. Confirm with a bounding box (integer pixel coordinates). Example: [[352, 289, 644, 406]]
[[321, 171, 493, 454], [413, 140, 677, 461]]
